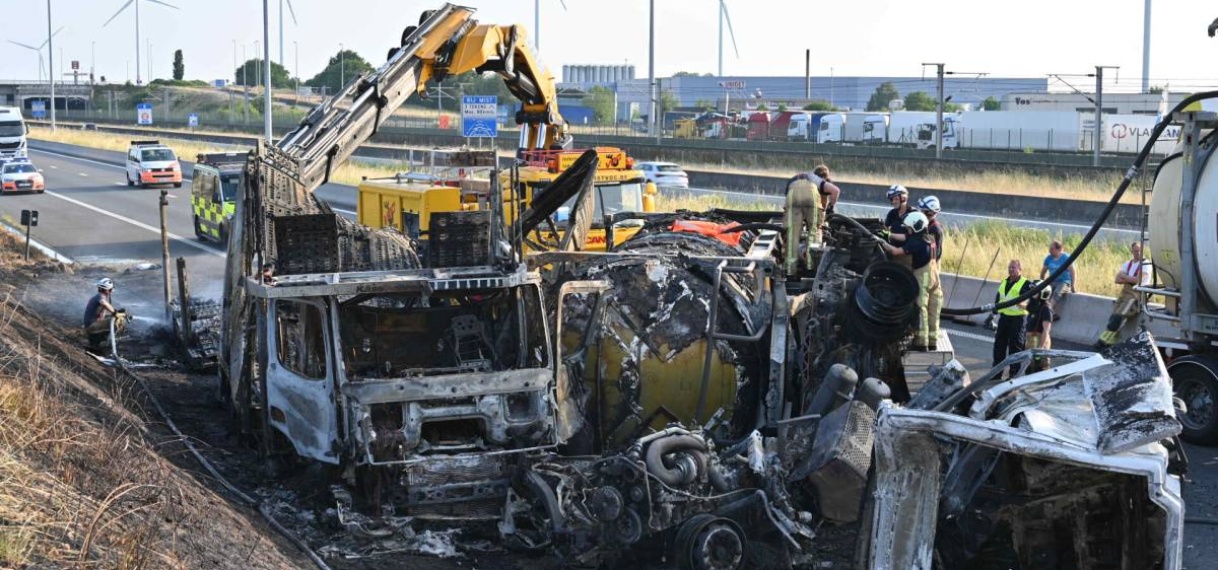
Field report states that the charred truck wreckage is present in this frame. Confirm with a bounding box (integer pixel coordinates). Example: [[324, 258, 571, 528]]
[[216, 4, 1188, 568]]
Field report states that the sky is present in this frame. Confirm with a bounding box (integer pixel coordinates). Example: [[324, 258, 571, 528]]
[[2, 0, 1217, 93]]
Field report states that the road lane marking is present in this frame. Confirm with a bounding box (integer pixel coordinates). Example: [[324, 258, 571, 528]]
[[114, 182, 125, 186], [42, 190, 223, 258], [946, 328, 996, 344], [332, 208, 356, 215], [78, 172, 88, 177], [49, 164, 58, 169]]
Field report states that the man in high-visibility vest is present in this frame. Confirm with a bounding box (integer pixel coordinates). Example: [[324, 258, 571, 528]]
[[992, 259, 1033, 378]]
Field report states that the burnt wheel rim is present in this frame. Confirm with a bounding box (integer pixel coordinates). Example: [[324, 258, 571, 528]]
[[1177, 376, 1216, 432], [693, 522, 744, 570]]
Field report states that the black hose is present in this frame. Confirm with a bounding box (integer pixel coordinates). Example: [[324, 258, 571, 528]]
[[942, 91, 1218, 316]]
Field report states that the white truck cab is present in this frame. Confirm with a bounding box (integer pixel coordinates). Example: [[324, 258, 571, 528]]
[[0, 107, 29, 162]]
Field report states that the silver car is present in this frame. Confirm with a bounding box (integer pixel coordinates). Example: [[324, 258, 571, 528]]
[[1, 160, 45, 194], [635, 161, 690, 189]]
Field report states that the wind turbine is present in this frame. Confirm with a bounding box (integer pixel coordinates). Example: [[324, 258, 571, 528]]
[[8, 27, 62, 81], [103, 0, 179, 85], [279, 0, 297, 69], [534, 0, 568, 52], [718, 0, 740, 77]]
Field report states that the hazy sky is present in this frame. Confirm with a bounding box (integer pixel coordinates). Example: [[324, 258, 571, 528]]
[[3, 0, 1216, 93]]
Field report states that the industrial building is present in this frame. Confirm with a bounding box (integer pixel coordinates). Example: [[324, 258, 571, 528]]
[[559, 69, 1048, 120]]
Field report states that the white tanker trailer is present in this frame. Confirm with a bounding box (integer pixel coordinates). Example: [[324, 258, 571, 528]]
[[1144, 103, 1218, 444]]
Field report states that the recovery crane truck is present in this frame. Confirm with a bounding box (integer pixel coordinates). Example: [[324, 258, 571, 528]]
[[220, 3, 601, 518]]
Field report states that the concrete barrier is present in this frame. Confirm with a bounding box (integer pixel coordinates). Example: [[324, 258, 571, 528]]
[[686, 171, 1143, 229], [940, 273, 1173, 346]]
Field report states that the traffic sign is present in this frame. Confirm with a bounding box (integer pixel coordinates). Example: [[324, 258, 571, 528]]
[[30, 101, 45, 119], [71, 60, 79, 71], [136, 103, 153, 125], [462, 95, 498, 138], [188, 113, 199, 128]]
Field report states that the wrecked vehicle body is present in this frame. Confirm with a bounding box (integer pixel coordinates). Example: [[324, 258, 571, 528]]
[[863, 333, 1185, 570], [504, 427, 817, 569]]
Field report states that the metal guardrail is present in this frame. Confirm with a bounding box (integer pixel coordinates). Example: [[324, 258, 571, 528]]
[[38, 109, 1132, 170]]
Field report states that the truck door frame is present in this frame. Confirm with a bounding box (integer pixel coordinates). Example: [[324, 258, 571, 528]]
[[264, 296, 340, 463]]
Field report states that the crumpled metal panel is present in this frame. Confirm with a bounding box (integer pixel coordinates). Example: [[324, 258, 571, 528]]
[[1087, 332, 1181, 453], [867, 404, 1184, 570]]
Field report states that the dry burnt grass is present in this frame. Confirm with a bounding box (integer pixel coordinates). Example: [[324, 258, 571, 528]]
[[0, 231, 312, 569]]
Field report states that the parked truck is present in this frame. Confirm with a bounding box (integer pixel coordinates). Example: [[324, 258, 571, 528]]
[[0, 107, 29, 162], [956, 110, 1083, 152], [788, 112, 845, 143], [841, 112, 888, 144], [886, 111, 960, 149]]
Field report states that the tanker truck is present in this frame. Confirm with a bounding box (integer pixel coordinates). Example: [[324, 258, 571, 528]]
[[1143, 103, 1218, 444]]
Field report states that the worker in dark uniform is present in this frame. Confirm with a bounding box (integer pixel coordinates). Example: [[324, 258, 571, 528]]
[[784, 177, 821, 275], [916, 195, 944, 263], [1025, 286, 1054, 372], [880, 211, 941, 351], [991, 260, 1033, 378]]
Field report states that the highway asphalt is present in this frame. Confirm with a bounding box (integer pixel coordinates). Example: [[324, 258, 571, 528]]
[[3, 144, 1217, 567]]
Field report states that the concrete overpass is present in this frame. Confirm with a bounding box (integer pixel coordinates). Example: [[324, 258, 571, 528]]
[[0, 81, 93, 110]]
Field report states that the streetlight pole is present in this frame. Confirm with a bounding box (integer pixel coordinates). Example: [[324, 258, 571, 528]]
[[46, 0, 55, 130], [339, 43, 345, 89], [1092, 65, 1119, 167], [147, 39, 152, 82], [293, 40, 299, 106], [648, 0, 656, 139], [263, 0, 272, 142], [254, 40, 260, 88]]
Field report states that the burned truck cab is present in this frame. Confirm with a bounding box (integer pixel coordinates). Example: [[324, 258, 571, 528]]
[[250, 249, 557, 516]]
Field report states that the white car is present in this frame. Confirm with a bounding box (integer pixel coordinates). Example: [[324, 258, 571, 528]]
[[635, 161, 689, 189], [1, 159, 44, 194], [126, 140, 183, 188]]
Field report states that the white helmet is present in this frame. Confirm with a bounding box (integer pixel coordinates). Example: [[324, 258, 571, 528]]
[[917, 195, 941, 213], [96, 277, 114, 291], [886, 184, 908, 200], [902, 211, 929, 234]]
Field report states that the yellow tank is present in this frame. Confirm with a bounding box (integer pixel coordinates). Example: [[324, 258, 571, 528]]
[[559, 223, 769, 450]]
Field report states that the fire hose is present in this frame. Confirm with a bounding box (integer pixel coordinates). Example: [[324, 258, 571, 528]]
[[103, 318, 333, 570]]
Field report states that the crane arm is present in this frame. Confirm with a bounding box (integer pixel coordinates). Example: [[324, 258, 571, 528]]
[[417, 21, 572, 152], [260, 3, 569, 210]]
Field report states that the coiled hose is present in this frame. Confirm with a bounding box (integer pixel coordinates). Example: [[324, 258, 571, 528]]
[[942, 90, 1218, 315]]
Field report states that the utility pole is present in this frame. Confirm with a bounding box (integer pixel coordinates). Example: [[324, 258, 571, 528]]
[[804, 49, 811, 100], [648, 0, 656, 139], [1094, 65, 1119, 167], [46, 0, 56, 130], [1142, 0, 1152, 94], [923, 63, 945, 159], [263, 0, 272, 141]]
